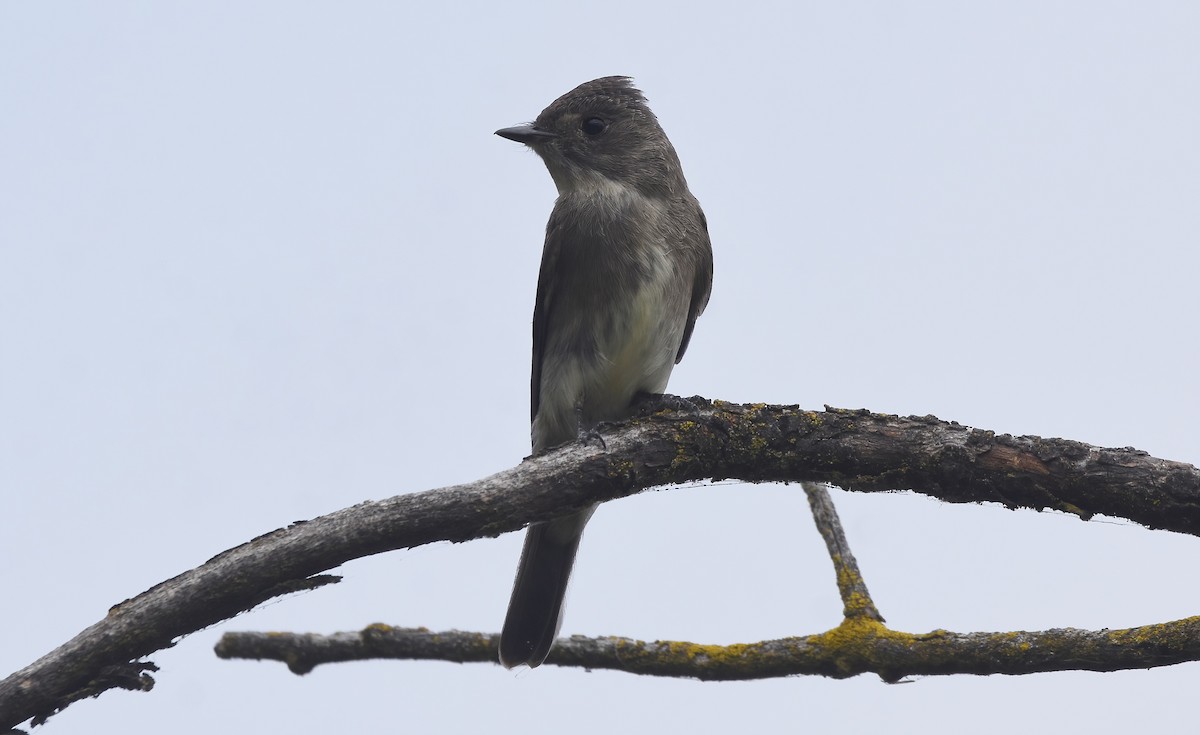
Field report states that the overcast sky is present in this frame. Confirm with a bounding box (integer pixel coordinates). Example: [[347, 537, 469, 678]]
[[2, 3, 1199, 733]]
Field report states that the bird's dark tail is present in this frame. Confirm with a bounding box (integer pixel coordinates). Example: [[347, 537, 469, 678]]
[[499, 508, 594, 668]]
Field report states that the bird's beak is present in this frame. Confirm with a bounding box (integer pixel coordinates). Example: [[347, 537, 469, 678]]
[[495, 125, 557, 145]]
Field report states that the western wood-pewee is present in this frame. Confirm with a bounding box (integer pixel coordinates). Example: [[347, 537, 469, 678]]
[[495, 76, 713, 668]]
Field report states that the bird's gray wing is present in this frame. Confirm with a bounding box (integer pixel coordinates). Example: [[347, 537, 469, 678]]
[[530, 217, 563, 422], [675, 208, 714, 364]]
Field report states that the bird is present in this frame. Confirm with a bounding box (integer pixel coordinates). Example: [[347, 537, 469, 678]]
[[495, 76, 713, 669]]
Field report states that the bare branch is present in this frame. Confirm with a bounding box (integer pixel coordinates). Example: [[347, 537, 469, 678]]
[[215, 617, 1200, 681], [802, 482, 883, 622], [3, 399, 1199, 729]]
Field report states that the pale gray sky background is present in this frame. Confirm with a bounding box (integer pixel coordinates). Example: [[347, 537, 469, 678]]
[[2, 3, 1199, 733]]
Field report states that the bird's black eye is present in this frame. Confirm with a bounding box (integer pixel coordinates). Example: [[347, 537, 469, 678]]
[[581, 117, 607, 136]]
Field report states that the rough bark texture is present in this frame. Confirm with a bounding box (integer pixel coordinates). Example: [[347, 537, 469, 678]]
[[2, 400, 1198, 729]]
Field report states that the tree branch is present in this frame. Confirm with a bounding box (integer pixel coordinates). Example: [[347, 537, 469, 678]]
[[802, 482, 883, 622], [214, 616, 1200, 680], [3, 399, 1199, 729]]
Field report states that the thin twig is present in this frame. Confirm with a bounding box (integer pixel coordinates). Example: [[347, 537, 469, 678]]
[[802, 482, 883, 622]]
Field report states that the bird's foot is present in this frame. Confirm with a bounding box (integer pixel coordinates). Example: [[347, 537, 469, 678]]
[[574, 404, 607, 451]]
